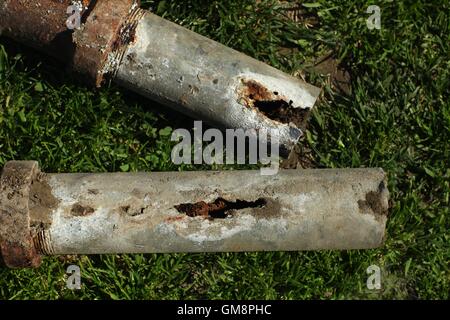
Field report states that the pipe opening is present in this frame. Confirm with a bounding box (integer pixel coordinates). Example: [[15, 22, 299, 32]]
[[175, 198, 267, 219]]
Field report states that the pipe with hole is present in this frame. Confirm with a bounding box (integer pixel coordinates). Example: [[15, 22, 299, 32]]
[[0, 0, 321, 154], [0, 161, 390, 268]]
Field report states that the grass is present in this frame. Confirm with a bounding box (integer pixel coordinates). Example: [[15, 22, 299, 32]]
[[0, 0, 448, 299]]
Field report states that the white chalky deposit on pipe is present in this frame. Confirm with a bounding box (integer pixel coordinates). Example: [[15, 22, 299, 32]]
[[49, 206, 119, 254]]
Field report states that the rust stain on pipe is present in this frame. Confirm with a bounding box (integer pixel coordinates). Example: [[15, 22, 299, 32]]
[[358, 181, 390, 221], [0, 161, 57, 268], [72, 0, 142, 86], [70, 203, 95, 217], [0, 0, 142, 86]]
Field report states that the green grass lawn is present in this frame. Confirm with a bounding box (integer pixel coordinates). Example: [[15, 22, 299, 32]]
[[0, 0, 448, 299]]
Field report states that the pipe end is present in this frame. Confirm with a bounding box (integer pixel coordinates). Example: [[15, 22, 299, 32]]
[[0, 161, 42, 268]]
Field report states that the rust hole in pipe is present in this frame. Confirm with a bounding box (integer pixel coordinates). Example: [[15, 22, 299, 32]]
[[175, 198, 267, 219], [255, 100, 310, 128], [239, 79, 311, 129], [71, 203, 95, 217]]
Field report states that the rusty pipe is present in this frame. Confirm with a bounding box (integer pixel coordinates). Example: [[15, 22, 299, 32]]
[[0, 161, 390, 268], [0, 0, 321, 153]]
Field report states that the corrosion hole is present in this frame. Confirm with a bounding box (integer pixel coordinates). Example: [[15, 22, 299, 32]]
[[71, 203, 95, 217], [175, 198, 267, 219], [240, 79, 311, 129], [255, 100, 311, 129]]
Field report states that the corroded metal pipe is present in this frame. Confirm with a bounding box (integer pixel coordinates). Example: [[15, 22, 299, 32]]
[[0, 161, 390, 268], [0, 0, 321, 153]]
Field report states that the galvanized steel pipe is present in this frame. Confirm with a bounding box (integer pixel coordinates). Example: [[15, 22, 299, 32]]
[[0, 161, 390, 268], [0, 0, 321, 153]]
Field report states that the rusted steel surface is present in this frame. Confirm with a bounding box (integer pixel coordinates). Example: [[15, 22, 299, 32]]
[[0, 161, 42, 268], [0, 0, 141, 86], [0, 161, 390, 268], [72, 0, 143, 86], [0, 0, 91, 61]]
